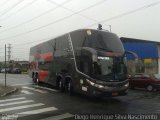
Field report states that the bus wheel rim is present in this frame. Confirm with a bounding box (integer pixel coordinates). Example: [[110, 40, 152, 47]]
[[37, 78, 39, 83], [68, 82, 71, 91], [59, 81, 62, 88], [147, 85, 153, 91]]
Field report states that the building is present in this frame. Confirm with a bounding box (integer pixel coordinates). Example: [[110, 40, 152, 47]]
[[0, 60, 29, 72], [121, 37, 160, 75], [13, 61, 29, 72]]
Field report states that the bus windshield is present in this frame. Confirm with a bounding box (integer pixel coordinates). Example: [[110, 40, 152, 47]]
[[92, 56, 127, 81], [70, 29, 127, 81], [70, 29, 125, 54], [82, 30, 124, 53]]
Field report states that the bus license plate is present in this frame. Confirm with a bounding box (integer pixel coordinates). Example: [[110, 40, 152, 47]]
[[112, 92, 119, 96]]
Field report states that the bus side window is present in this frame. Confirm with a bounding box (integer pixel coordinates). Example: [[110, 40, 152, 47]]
[[56, 35, 70, 51]]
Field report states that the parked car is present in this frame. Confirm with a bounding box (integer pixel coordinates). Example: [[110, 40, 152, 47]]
[[11, 68, 21, 74], [1, 68, 12, 73], [128, 73, 160, 91], [1, 68, 6, 73]]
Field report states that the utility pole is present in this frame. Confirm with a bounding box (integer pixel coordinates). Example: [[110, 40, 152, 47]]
[[5, 44, 6, 87], [7, 44, 11, 61]]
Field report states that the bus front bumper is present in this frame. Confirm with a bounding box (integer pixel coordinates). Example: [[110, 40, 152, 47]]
[[86, 79, 129, 97], [90, 86, 128, 97]]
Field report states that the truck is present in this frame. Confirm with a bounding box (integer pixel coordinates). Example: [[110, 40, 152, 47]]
[[29, 28, 129, 97]]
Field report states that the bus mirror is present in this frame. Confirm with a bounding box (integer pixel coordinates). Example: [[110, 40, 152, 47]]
[[135, 58, 138, 63], [125, 51, 138, 62], [81, 47, 97, 62]]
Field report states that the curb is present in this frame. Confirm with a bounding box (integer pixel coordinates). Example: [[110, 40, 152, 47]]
[[0, 88, 17, 97]]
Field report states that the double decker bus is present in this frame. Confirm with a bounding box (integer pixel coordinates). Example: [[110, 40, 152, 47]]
[[29, 28, 128, 97]]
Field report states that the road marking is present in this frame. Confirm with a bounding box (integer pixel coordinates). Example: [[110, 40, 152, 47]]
[[34, 89, 48, 93], [21, 90, 33, 94], [17, 107, 58, 117], [0, 100, 34, 107], [0, 97, 26, 103], [0, 103, 44, 113], [22, 86, 47, 93], [34, 85, 58, 92], [22, 86, 36, 90], [40, 113, 74, 120], [12, 83, 35, 86]]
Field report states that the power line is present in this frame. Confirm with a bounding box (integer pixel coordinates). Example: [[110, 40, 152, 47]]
[[12, 36, 52, 47], [0, 0, 9, 10], [8, 0, 107, 48], [9, 1, 160, 49], [85, 1, 160, 28], [0, 0, 107, 41], [11, 40, 45, 47], [11, 0, 159, 47], [0, 0, 37, 21], [0, 0, 24, 18], [0, 0, 73, 34], [47, 0, 99, 22], [1, 0, 159, 46]]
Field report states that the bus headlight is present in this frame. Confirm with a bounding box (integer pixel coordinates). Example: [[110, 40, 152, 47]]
[[95, 84, 104, 89], [86, 79, 95, 86], [124, 82, 129, 87], [86, 79, 104, 89]]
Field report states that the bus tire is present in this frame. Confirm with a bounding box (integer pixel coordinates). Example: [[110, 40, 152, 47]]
[[33, 73, 37, 83], [67, 80, 74, 96], [32, 73, 35, 83], [36, 74, 41, 85], [35, 73, 38, 83], [58, 79, 65, 92], [146, 85, 153, 92]]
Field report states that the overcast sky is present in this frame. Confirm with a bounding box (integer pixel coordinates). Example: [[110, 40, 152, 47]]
[[0, 0, 160, 61]]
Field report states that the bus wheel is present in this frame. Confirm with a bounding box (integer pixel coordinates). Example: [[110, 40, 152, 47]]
[[34, 73, 39, 84], [36, 76, 40, 85], [67, 80, 74, 96], [32, 73, 35, 83], [33, 73, 37, 83], [147, 85, 153, 92]]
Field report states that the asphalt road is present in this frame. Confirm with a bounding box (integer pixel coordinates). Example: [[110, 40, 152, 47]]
[[0, 73, 160, 120]]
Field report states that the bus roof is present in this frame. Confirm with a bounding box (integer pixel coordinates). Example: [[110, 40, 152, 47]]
[[30, 29, 112, 49]]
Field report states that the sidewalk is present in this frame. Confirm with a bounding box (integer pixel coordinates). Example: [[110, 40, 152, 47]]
[[0, 84, 17, 97]]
